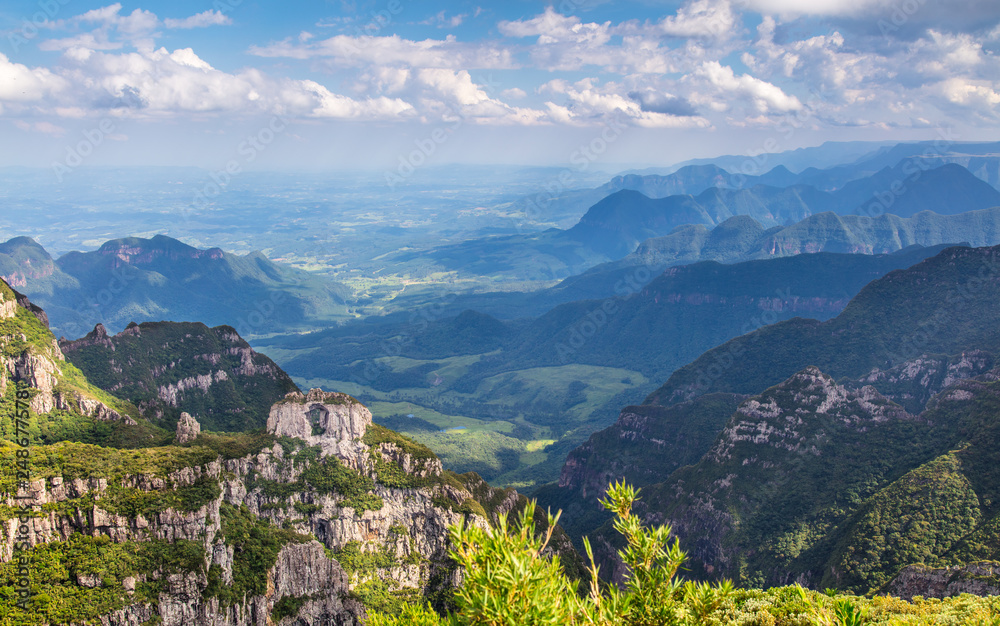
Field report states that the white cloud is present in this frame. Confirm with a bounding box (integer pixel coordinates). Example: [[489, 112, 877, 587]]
[[743, 0, 896, 17], [0, 45, 416, 121], [14, 120, 66, 135], [413, 69, 550, 125], [498, 7, 734, 75], [75, 3, 126, 26], [164, 10, 232, 29], [499, 8, 600, 42], [502, 87, 527, 99], [695, 61, 802, 113], [660, 0, 738, 39], [301, 80, 414, 118], [540, 77, 712, 128], [935, 77, 1000, 118], [39, 32, 123, 52], [249, 34, 516, 70], [0, 53, 66, 103], [421, 11, 467, 28]]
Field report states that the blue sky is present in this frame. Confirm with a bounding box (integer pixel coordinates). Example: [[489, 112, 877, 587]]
[[1, 0, 999, 171]]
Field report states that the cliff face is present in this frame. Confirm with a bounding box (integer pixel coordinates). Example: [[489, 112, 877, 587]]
[[60, 321, 299, 432], [559, 357, 1000, 596], [266, 389, 376, 463], [1, 381, 530, 625], [0, 281, 134, 427], [885, 562, 1000, 601], [850, 350, 996, 413]]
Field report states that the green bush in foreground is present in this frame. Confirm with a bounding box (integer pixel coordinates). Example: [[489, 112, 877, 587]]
[[369, 482, 1000, 626]]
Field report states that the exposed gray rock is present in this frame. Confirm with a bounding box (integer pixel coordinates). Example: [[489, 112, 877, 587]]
[[267, 389, 372, 463], [0, 390, 523, 625], [176, 412, 201, 444], [885, 561, 1000, 600]]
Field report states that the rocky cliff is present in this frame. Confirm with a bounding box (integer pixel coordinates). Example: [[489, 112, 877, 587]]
[[0, 279, 136, 435], [884, 561, 1000, 600], [60, 321, 299, 432], [0, 276, 581, 624], [550, 356, 1000, 595], [1, 384, 538, 625]]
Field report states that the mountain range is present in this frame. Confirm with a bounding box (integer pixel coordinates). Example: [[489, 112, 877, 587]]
[[539, 243, 1000, 596], [0, 276, 580, 624], [389, 158, 1000, 283], [265, 243, 955, 486], [0, 235, 352, 338]]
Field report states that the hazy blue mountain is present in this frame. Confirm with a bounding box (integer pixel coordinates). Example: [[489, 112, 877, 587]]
[[541, 244, 1000, 594], [393, 161, 999, 283], [0, 235, 353, 338], [646, 244, 1000, 406], [852, 141, 1000, 187], [378, 203, 1000, 329], [836, 161, 1000, 216], [647, 140, 897, 175]]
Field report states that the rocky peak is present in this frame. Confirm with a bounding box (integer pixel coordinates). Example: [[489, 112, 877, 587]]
[[175, 411, 201, 444], [711, 366, 909, 462], [853, 350, 996, 413], [13, 288, 49, 328], [0, 278, 132, 424], [60, 323, 115, 353], [267, 389, 372, 460]]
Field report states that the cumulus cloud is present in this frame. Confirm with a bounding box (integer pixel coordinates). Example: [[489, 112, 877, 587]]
[[660, 0, 739, 39], [0, 45, 416, 122], [250, 34, 516, 70], [0, 53, 67, 103], [628, 89, 699, 116], [695, 61, 802, 113], [498, 5, 742, 75], [540, 77, 711, 128], [164, 10, 232, 29]]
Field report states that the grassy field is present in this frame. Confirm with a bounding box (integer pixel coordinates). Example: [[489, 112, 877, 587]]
[[290, 360, 648, 489]]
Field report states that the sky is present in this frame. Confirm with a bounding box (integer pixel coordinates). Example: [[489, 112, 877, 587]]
[[1, 0, 999, 173]]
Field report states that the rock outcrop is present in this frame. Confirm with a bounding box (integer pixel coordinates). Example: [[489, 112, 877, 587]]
[[176, 412, 201, 444], [0, 283, 130, 423], [0, 386, 528, 625], [267, 389, 373, 463], [59, 320, 300, 432], [885, 562, 1000, 600]]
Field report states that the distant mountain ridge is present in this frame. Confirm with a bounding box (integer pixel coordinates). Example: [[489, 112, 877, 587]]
[[61, 321, 300, 432], [646, 243, 1000, 406], [395, 160, 1000, 282], [539, 244, 1000, 595], [0, 234, 353, 338]]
